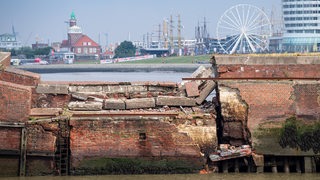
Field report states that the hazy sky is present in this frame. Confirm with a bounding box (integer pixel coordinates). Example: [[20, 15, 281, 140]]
[[1, 0, 281, 46]]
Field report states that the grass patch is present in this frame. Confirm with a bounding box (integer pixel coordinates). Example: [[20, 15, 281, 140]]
[[119, 55, 211, 64]]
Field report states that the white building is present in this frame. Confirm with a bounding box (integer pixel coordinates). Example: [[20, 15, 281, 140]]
[[282, 0, 320, 52], [0, 26, 22, 50]]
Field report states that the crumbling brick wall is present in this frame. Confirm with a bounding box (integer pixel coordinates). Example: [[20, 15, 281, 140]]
[[0, 81, 32, 122]]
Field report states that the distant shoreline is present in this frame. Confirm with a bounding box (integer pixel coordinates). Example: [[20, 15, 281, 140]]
[[17, 63, 211, 73]]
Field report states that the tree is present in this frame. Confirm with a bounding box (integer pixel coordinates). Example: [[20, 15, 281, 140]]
[[114, 41, 136, 58]]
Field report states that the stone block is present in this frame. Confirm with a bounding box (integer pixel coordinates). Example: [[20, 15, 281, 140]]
[[103, 85, 128, 93], [36, 84, 69, 94], [103, 99, 126, 110], [69, 86, 102, 93], [68, 101, 102, 111], [71, 93, 88, 101], [185, 81, 199, 97], [127, 85, 148, 93], [196, 80, 216, 105], [125, 98, 155, 109], [156, 96, 196, 107]]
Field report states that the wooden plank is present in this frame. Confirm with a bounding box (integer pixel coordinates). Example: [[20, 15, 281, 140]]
[[19, 128, 27, 176]]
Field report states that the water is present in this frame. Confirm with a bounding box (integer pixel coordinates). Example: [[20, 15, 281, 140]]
[[1, 173, 319, 180], [40, 71, 192, 82]]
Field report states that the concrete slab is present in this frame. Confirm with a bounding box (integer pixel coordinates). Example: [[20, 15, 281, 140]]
[[156, 96, 196, 107], [68, 101, 103, 111], [125, 98, 155, 109], [36, 84, 69, 94], [104, 99, 126, 110]]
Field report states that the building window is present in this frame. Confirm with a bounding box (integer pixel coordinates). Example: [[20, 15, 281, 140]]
[[88, 42, 91, 46], [77, 48, 81, 53], [82, 42, 87, 46], [93, 48, 97, 53], [84, 48, 88, 54], [89, 48, 93, 53]]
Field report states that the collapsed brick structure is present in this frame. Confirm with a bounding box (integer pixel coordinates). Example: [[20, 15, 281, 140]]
[[0, 52, 217, 176], [0, 52, 320, 176]]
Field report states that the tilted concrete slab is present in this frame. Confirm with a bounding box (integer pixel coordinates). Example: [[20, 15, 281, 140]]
[[195, 80, 216, 105]]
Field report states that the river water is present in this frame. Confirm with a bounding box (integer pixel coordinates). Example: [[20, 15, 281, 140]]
[[40, 72, 192, 82], [1, 173, 319, 180]]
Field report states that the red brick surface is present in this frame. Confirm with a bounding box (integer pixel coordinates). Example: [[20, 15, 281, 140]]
[[0, 67, 40, 86], [0, 128, 21, 150], [26, 124, 57, 153], [224, 81, 319, 129], [70, 118, 201, 167], [0, 81, 32, 122], [218, 64, 320, 78]]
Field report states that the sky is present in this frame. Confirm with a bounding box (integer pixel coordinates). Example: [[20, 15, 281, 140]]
[[1, 0, 281, 47]]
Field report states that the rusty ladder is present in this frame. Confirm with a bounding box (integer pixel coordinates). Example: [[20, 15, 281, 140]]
[[55, 118, 70, 176]]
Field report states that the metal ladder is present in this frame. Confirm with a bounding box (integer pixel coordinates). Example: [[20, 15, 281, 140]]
[[55, 118, 70, 176]]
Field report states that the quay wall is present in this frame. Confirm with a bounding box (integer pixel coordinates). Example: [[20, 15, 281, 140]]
[[0, 54, 320, 175], [215, 55, 320, 156]]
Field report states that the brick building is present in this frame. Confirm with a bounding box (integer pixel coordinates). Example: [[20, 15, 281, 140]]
[[61, 12, 101, 60]]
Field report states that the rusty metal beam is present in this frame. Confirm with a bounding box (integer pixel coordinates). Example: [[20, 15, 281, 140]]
[[0, 122, 25, 128], [182, 77, 320, 81]]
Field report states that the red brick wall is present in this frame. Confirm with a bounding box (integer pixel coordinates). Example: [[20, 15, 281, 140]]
[[32, 93, 71, 108], [0, 128, 21, 151], [70, 118, 201, 167], [26, 124, 57, 153], [218, 65, 320, 78], [0, 67, 40, 86], [0, 81, 32, 122], [223, 81, 319, 129]]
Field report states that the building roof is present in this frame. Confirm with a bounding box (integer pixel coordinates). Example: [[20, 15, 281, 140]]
[[73, 35, 100, 47]]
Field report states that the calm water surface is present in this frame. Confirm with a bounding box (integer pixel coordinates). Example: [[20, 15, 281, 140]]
[[1, 174, 319, 180], [40, 72, 191, 82]]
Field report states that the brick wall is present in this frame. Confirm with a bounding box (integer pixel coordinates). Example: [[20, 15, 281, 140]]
[[70, 118, 202, 168], [0, 128, 21, 151], [26, 124, 57, 153], [222, 81, 319, 129], [218, 64, 320, 78], [0, 67, 40, 86], [0, 81, 32, 122], [223, 81, 294, 129], [221, 80, 320, 155]]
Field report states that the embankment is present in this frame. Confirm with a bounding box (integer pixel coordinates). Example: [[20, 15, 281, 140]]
[[18, 64, 211, 73]]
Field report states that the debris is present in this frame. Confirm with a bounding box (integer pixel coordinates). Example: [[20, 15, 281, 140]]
[[209, 144, 252, 162]]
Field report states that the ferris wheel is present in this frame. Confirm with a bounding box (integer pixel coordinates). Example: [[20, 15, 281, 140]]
[[216, 4, 272, 54]]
